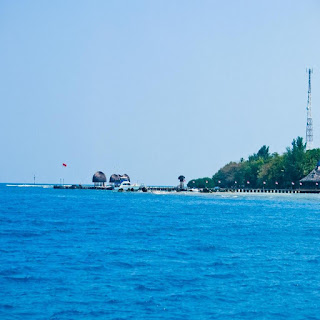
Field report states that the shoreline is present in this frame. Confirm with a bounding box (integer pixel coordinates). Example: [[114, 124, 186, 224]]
[[5, 183, 320, 195]]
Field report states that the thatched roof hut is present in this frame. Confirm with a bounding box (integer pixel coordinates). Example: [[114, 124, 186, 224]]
[[178, 175, 186, 190], [92, 171, 107, 186], [109, 174, 130, 185], [92, 171, 107, 183], [109, 174, 120, 183], [300, 161, 320, 185]]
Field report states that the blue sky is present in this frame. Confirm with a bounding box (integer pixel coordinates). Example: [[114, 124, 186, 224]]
[[0, 0, 319, 185]]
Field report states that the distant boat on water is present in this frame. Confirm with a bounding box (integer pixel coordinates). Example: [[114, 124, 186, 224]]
[[114, 181, 140, 192]]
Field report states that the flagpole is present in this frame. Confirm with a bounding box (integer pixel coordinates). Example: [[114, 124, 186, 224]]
[[62, 163, 67, 186]]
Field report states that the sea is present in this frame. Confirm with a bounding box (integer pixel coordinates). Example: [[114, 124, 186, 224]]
[[1, 183, 320, 319]]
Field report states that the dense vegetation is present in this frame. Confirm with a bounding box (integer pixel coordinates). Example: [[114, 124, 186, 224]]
[[188, 137, 320, 189]]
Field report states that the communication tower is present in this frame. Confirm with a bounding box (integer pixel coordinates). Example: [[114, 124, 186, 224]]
[[306, 68, 313, 150]]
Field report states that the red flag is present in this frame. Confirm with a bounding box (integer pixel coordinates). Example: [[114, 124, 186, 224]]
[[62, 163, 67, 167]]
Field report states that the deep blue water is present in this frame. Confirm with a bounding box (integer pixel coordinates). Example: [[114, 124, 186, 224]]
[[1, 184, 320, 319]]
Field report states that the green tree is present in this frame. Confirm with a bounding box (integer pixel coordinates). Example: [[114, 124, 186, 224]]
[[248, 145, 270, 162], [187, 177, 214, 188], [258, 153, 285, 188], [212, 162, 243, 187], [187, 137, 320, 190], [303, 149, 320, 175], [283, 137, 306, 186]]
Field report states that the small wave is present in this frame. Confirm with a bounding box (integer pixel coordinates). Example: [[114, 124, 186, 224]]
[[6, 184, 53, 188], [134, 261, 151, 267], [132, 248, 156, 254], [209, 260, 237, 267], [135, 284, 163, 292], [110, 261, 133, 269], [135, 298, 157, 306], [106, 299, 121, 305], [0, 230, 44, 238], [307, 258, 319, 264], [174, 250, 189, 256], [167, 293, 210, 301], [194, 244, 217, 252], [85, 264, 105, 271], [234, 311, 265, 318], [4, 275, 45, 282], [205, 273, 234, 279], [51, 309, 84, 319], [87, 310, 114, 317], [0, 304, 14, 309], [0, 267, 30, 276]]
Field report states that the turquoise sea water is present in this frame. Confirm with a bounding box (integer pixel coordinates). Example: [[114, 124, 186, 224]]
[[1, 184, 320, 319]]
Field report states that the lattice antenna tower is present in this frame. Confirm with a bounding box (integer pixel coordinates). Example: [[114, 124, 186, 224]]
[[306, 68, 313, 150]]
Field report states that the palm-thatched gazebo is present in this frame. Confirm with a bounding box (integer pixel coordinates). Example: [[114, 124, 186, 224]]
[[178, 175, 186, 190], [109, 174, 130, 187], [300, 161, 320, 189], [92, 171, 107, 186]]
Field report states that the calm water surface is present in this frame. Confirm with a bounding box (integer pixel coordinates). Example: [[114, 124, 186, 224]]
[[1, 184, 320, 319]]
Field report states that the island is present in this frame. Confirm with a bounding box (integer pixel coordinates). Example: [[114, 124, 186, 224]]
[[188, 137, 320, 190]]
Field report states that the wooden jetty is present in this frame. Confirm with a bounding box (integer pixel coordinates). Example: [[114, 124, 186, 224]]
[[146, 186, 177, 192], [53, 185, 112, 190], [53, 185, 178, 192], [53, 185, 320, 194], [207, 188, 320, 194]]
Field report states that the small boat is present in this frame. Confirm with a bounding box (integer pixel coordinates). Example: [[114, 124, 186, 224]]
[[114, 181, 140, 192]]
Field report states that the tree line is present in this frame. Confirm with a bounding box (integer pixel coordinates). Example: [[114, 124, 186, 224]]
[[187, 137, 320, 189]]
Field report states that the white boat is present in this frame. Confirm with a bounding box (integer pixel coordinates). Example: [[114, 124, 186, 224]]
[[114, 181, 140, 192]]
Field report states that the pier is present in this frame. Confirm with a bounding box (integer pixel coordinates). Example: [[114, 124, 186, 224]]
[[146, 186, 177, 192], [205, 188, 320, 194], [53, 185, 111, 190], [53, 185, 320, 194], [53, 185, 178, 192]]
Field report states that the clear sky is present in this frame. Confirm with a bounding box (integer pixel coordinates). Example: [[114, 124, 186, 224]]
[[0, 0, 319, 185]]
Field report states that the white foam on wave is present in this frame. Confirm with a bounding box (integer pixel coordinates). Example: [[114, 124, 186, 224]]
[[6, 184, 53, 188]]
